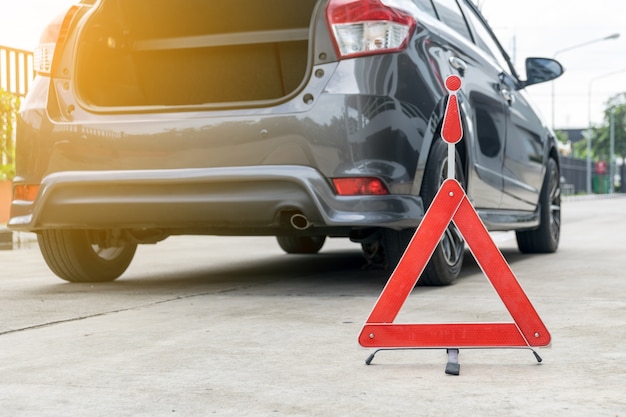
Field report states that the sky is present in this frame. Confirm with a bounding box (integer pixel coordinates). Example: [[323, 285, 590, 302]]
[[0, 0, 75, 49], [1, 0, 626, 130], [479, 0, 626, 130]]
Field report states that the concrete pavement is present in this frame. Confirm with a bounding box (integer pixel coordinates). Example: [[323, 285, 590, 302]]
[[0, 196, 625, 416]]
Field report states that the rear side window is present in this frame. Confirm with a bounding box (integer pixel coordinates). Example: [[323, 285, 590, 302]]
[[432, 0, 472, 41], [461, 3, 513, 74]]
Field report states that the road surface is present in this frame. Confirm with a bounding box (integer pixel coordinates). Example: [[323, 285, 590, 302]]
[[0, 196, 624, 416]]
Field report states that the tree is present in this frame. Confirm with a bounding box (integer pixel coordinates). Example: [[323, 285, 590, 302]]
[[574, 92, 626, 163], [0, 88, 20, 180]]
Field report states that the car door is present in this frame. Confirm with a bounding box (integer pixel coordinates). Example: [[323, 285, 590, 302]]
[[431, 0, 507, 209], [499, 75, 547, 210]]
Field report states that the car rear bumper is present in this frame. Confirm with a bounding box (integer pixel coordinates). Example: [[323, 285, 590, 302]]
[[8, 165, 424, 234]]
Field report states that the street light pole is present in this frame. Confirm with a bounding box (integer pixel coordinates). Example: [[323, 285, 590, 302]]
[[551, 33, 620, 130], [586, 67, 626, 194]]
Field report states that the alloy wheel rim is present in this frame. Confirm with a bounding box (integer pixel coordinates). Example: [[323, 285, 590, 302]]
[[548, 164, 561, 242], [438, 155, 464, 267], [87, 230, 127, 261]]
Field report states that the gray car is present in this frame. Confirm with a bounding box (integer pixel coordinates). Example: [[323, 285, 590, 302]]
[[10, 0, 563, 284]]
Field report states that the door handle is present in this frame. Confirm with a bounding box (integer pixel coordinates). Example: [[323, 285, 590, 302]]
[[448, 56, 467, 75], [500, 87, 515, 105]]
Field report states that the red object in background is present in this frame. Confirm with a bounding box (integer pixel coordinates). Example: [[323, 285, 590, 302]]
[[595, 161, 607, 175], [358, 179, 551, 349], [0, 181, 12, 224]]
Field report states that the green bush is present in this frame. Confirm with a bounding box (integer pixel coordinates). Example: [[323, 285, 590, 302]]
[[0, 89, 20, 180]]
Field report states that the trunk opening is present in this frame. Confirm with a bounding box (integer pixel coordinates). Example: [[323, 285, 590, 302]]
[[75, 0, 318, 108]]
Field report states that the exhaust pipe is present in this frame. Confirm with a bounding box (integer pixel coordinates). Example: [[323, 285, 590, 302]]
[[289, 213, 311, 230]]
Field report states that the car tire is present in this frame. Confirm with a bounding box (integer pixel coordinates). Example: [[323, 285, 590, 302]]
[[276, 235, 326, 254], [37, 229, 137, 283], [383, 139, 465, 286], [516, 157, 561, 253]]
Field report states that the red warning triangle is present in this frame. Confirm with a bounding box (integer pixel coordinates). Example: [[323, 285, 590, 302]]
[[358, 179, 551, 349], [441, 94, 463, 144], [442, 75, 463, 144]]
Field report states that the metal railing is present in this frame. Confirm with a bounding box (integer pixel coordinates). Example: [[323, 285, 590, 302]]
[[0, 45, 34, 97], [560, 156, 587, 195]]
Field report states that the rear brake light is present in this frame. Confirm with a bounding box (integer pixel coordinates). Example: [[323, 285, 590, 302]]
[[326, 0, 416, 58], [34, 5, 81, 75], [332, 177, 389, 195]]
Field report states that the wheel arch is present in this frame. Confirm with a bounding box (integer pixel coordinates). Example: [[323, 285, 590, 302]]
[[549, 144, 561, 169], [414, 94, 471, 195], [545, 132, 562, 188]]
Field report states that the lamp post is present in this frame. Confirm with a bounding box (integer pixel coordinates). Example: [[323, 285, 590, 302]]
[[586, 68, 626, 194], [551, 33, 620, 129]]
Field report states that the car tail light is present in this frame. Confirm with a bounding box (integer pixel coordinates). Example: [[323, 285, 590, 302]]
[[332, 177, 389, 195], [326, 0, 416, 58], [33, 5, 81, 75]]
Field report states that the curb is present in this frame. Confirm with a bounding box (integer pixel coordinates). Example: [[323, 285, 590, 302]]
[[0, 225, 38, 251], [0, 225, 13, 250], [563, 192, 625, 202]]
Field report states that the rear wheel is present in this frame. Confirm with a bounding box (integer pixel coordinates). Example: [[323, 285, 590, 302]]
[[276, 235, 326, 254], [516, 157, 561, 253], [38, 229, 137, 283], [383, 140, 465, 285]]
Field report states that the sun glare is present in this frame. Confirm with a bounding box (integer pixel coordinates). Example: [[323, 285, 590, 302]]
[[0, 0, 76, 50]]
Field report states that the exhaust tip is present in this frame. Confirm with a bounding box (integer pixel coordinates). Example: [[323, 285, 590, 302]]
[[290, 213, 311, 230]]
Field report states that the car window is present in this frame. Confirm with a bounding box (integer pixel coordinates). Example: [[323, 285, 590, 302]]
[[459, 2, 514, 76], [432, 0, 472, 42], [412, 0, 438, 18]]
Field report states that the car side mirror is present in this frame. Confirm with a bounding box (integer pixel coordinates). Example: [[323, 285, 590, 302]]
[[523, 57, 564, 87]]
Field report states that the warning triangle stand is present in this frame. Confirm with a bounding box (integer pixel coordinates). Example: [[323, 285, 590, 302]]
[[359, 75, 550, 375]]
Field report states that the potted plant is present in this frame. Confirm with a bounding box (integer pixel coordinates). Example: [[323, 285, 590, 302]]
[[1, 88, 20, 225]]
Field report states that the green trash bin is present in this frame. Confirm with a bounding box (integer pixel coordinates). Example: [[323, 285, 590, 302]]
[[592, 174, 610, 194]]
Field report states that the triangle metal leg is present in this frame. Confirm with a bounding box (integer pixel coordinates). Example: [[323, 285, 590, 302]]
[[445, 349, 460, 375]]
